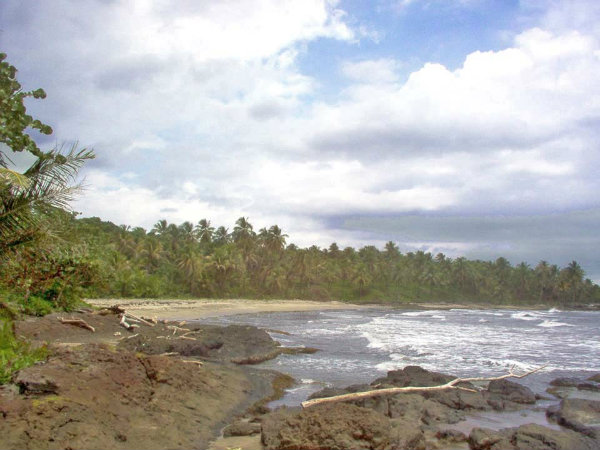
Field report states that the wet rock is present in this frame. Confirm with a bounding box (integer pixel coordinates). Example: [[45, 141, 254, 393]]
[[373, 365, 454, 388], [469, 424, 599, 450], [223, 420, 261, 437], [546, 398, 600, 439], [485, 379, 536, 410], [308, 387, 350, 400], [578, 382, 600, 392], [469, 427, 513, 450], [261, 403, 413, 450], [546, 386, 572, 399], [387, 393, 465, 425], [550, 377, 582, 387], [424, 386, 489, 411]]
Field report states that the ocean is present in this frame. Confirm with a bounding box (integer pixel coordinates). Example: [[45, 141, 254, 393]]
[[198, 307, 600, 408]]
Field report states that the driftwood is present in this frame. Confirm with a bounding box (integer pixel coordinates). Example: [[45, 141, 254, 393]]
[[141, 316, 158, 325], [181, 360, 203, 366], [119, 314, 139, 331], [167, 325, 191, 335], [124, 312, 155, 327], [160, 352, 180, 357], [301, 364, 547, 409], [57, 317, 95, 332]]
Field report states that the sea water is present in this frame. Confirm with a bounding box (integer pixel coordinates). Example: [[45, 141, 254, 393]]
[[198, 308, 600, 408]]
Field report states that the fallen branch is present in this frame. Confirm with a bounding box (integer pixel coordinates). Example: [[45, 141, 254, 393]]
[[167, 325, 190, 335], [119, 314, 139, 332], [159, 352, 180, 357], [301, 364, 547, 409], [57, 317, 95, 333], [181, 360, 203, 366], [124, 312, 155, 327]]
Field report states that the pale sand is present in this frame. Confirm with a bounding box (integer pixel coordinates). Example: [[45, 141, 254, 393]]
[[85, 298, 371, 320]]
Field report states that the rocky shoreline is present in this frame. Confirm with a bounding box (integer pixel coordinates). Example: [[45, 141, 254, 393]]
[[1, 309, 599, 449]]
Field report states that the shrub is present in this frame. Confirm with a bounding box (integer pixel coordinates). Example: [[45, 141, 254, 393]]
[[0, 318, 48, 384]]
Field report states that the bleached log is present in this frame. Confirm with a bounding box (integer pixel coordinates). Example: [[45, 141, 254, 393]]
[[124, 312, 155, 327], [57, 317, 95, 332], [301, 364, 547, 409], [167, 325, 191, 335], [119, 314, 139, 331], [181, 360, 203, 366], [159, 352, 180, 356]]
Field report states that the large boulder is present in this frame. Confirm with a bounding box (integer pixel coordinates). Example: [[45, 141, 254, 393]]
[[373, 366, 454, 388], [547, 398, 600, 439], [469, 424, 599, 450], [261, 403, 424, 450], [588, 374, 600, 383], [484, 379, 536, 410]]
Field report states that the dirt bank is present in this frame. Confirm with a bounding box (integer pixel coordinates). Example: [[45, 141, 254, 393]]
[[0, 310, 295, 449]]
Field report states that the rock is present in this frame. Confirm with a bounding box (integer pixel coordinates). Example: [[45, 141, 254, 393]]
[[578, 382, 600, 392], [389, 418, 427, 450], [588, 374, 600, 383], [223, 420, 261, 437], [550, 377, 582, 387], [469, 424, 599, 450], [546, 386, 571, 399], [14, 370, 59, 395], [485, 379, 536, 410], [436, 428, 467, 443], [386, 393, 465, 424], [424, 385, 489, 411], [547, 398, 600, 439], [0, 343, 272, 450], [308, 387, 349, 400], [469, 427, 513, 450], [261, 403, 415, 450], [372, 365, 454, 388]]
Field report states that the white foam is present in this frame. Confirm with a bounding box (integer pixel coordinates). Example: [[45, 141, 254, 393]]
[[538, 319, 573, 328], [548, 307, 561, 313], [511, 312, 541, 321]]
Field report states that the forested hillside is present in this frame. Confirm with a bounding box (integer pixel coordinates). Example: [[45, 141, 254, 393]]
[[4, 212, 596, 307]]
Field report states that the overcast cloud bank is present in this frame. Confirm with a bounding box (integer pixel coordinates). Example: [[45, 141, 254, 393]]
[[1, 0, 599, 281]]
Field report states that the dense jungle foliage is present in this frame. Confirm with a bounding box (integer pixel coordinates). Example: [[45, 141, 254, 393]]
[[4, 212, 595, 307]]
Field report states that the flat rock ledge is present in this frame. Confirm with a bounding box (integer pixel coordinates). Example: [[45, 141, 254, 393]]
[[260, 366, 600, 450]]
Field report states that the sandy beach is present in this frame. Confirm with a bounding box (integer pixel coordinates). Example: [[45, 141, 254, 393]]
[[86, 298, 371, 320]]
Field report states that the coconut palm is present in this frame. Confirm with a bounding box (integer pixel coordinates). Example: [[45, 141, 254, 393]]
[[195, 219, 214, 246], [0, 145, 94, 254]]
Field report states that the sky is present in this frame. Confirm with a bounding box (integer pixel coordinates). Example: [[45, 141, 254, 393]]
[[1, 0, 599, 281]]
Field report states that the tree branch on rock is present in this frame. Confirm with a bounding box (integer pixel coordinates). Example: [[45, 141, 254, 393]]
[[301, 364, 547, 409]]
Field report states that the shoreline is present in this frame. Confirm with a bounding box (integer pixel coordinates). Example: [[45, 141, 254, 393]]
[[85, 297, 599, 320], [85, 298, 375, 320]]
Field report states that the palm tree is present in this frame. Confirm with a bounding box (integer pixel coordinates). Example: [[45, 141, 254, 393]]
[[151, 219, 168, 236], [0, 145, 94, 254], [177, 248, 205, 294], [213, 226, 230, 246], [195, 219, 214, 246], [232, 217, 255, 243]]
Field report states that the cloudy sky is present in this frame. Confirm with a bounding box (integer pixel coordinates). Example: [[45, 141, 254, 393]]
[[1, 0, 599, 281]]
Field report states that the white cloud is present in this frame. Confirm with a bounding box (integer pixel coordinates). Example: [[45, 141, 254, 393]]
[[342, 58, 400, 84], [3, 0, 600, 280]]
